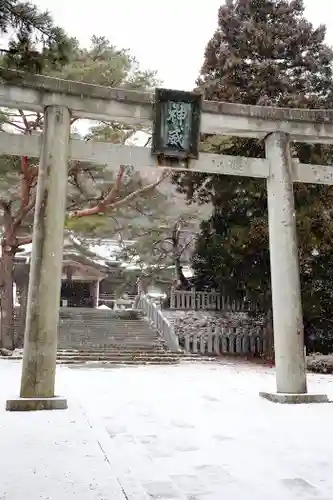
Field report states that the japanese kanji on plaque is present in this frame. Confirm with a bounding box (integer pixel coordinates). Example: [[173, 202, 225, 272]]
[[151, 88, 202, 161]]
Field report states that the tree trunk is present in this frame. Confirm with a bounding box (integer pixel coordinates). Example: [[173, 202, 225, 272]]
[[172, 223, 191, 290], [0, 203, 19, 351], [0, 244, 15, 350], [13, 262, 30, 348]]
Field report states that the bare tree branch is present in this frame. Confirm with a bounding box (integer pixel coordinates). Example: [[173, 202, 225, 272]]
[[13, 193, 36, 230], [70, 168, 171, 219]]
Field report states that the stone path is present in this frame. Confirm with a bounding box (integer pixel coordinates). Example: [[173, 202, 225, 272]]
[[1, 359, 333, 499], [0, 361, 125, 499]]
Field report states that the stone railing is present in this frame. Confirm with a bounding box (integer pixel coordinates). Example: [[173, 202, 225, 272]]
[[138, 294, 180, 352], [170, 288, 258, 312], [182, 326, 267, 357]]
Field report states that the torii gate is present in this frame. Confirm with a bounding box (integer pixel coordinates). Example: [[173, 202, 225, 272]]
[[0, 68, 332, 410]]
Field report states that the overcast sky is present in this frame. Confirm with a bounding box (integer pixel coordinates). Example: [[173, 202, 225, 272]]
[[30, 0, 332, 90]]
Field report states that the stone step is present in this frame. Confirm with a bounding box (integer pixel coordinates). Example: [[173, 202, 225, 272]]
[[58, 329, 157, 335], [58, 319, 147, 322], [0, 357, 182, 365], [58, 318, 146, 323], [14, 308, 178, 364], [58, 321, 152, 326], [58, 332, 158, 338], [11, 349, 181, 358], [57, 355, 181, 362], [60, 359, 180, 366], [59, 343, 166, 347], [56, 347, 168, 353], [58, 339, 163, 349], [57, 350, 179, 356], [58, 334, 159, 339], [58, 350, 181, 356], [58, 331, 159, 339], [0, 354, 183, 365], [0, 353, 218, 365], [59, 338, 159, 342], [10, 349, 171, 357], [58, 318, 146, 322], [59, 338, 163, 342]]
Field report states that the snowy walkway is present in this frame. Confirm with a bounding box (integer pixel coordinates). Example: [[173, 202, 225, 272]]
[[1, 360, 333, 500]]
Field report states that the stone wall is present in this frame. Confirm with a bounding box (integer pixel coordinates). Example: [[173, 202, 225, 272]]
[[163, 310, 265, 343]]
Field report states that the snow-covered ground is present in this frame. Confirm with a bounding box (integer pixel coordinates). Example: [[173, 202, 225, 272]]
[[1, 360, 333, 500]]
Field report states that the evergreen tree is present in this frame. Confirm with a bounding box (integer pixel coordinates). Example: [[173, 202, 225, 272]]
[[175, 0, 333, 351], [0, 0, 74, 71], [0, 36, 160, 349]]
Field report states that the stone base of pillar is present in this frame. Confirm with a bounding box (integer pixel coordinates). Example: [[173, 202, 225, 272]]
[[259, 392, 330, 404], [6, 396, 67, 411]]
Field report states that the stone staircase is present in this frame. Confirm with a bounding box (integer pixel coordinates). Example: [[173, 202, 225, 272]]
[[4, 307, 187, 366]]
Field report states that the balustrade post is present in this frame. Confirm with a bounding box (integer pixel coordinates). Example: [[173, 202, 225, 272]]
[[170, 287, 176, 309], [191, 287, 196, 310]]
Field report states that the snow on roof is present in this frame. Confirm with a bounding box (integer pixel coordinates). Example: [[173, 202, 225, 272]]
[[17, 237, 140, 270], [16, 238, 194, 276]]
